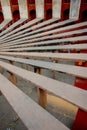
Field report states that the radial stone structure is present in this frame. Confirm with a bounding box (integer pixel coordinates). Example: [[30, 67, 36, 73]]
[[0, 0, 87, 130]]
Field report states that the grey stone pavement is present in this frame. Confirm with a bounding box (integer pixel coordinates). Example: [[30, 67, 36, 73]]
[[0, 61, 78, 130]]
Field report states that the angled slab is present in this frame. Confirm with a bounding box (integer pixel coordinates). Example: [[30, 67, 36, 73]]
[[0, 52, 87, 61], [0, 55, 87, 79], [0, 74, 69, 130], [0, 61, 87, 111]]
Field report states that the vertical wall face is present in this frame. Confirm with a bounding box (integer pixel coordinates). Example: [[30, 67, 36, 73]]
[[35, 0, 44, 18], [18, 0, 28, 19], [0, 0, 12, 20], [0, 0, 87, 21], [52, 0, 62, 19], [69, 0, 81, 20], [11, 0, 18, 5]]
